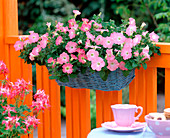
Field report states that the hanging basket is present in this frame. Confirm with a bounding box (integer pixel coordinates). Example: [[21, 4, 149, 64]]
[[55, 68, 135, 91]]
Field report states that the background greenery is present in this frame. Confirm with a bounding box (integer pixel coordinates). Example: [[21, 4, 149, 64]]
[[18, 0, 170, 129]]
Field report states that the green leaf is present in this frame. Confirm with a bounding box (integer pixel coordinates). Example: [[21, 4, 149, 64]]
[[142, 63, 147, 70], [59, 75, 69, 83], [99, 70, 109, 81], [69, 73, 77, 78], [49, 76, 57, 80], [122, 70, 130, 77]]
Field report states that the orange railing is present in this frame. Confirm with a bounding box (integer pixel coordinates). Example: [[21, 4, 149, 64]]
[[1, 1, 170, 138]]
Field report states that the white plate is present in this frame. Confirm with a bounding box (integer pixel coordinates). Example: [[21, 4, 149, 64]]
[[101, 121, 146, 132]]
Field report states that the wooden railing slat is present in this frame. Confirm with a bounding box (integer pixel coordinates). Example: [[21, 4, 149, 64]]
[[79, 89, 91, 138], [165, 68, 170, 108], [146, 67, 157, 114]]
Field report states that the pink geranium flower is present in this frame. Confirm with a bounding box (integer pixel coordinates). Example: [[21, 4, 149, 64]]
[[29, 32, 39, 43], [106, 49, 115, 61], [91, 57, 105, 71], [14, 41, 24, 51], [121, 47, 132, 60], [107, 59, 119, 71], [0, 61, 9, 76], [86, 49, 99, 61], [86, 31, 95, 41], [57, 52, 69, 64], [95, 35, 103, 45], [2, 105, 16, 116], [65, 41, 77, 53], [133, 35, 142, 46], [2, 116, 20, 130], [119, 61, 128, 71], [103, 37, 114, 48], [112, 33, 125, 45], [149, 31, 159, 42], [62, 63, 73, 74], [81, 23, 91, 32], [23, 116, 40, 130], [69, 29, 76, 39], [0, 86, 11, 97], [56, 36, 63, 45], [78, 54, 87, 64]]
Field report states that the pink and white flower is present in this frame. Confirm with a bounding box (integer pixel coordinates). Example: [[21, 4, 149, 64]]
[[14, 41, 24, 51], [142, 31, 148, 37], [71, 54, 78, 60], [129, 18, 136, 26], [65, 41, 77, 53], [46, 22, 51, 28], [86, 49, 99, 61], [85, 39, 91, 49], [86, 31, 95, 41], [69, 29, 76, 39], [78, 54, 87, 64], [2, 105, 16, 116], [29, 32, 39, 43], [134, 51, 139, 57], [81, 23, 91, 32], [121, 47, 132, 60], [119, 61, 128, 71], [106, 49, 115, 61], [124, 38, 133, 48], [126, 25, 136, 36], [107, 59, 119, 71], [95, 35, 103, 45], [62, 63, 73, 74], [73, 10, 81, 15], [56, 36, 63, 45], [149, 31, 159, 42], [0, 61, 9, 76], [76, 48, 85, 55], [68, 19, 76, 28], [103, 37, 114, 48], [91, 57, 105, 71], [112, 33, 125, 45], [133, 35, 142, 46], [57, 52, 69, 64]]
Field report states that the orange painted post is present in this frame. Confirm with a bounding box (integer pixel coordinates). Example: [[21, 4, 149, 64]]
[[49, 79, 61, 138], [72, 88, 80, 138], [165, 68, 170, 108], [0, 0, 5, 61], [36, 65, 44, 138], [129, 69, 138, 105], [79, 89, 91, 138], [145, 67, 157, 114], [110, 91, 122, 121], [136, 68, 146, 122], [65, 86, 73, 138], [42, 66, 51, 138], [96, 90, 104, 127]]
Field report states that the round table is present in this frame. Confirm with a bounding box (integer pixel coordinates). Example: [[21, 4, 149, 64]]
[[87, 127, 157, 138]]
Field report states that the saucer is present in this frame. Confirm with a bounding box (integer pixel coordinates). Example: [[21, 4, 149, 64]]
[[101, 121, 146, 132]]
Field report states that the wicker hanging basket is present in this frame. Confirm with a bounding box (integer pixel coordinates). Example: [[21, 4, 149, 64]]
[[55, 68, 135, 91]]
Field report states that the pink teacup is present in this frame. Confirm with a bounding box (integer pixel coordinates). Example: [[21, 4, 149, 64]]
[[111, 104, 143, 127]]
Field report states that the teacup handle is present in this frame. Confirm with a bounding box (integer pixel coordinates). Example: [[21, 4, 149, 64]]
[[135, 106, 143, 120]]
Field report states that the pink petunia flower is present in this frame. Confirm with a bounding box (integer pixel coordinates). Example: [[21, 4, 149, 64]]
[[31, 46, 42, 56], [55, 22, 64, 29], [57, 52, 69, 64], [134, 51, 139, 57], [106, 49, 115, 61], [82, 18, 89, 24], [149, 31, 159, 42], [112, 33, 125, 45], [65, 41, 77, 53], [119, 61, 128, 71], [46, 22, 51, 28], [56, 36, 63, 46], [95, 29, 109, 33], [86, 31, 95, 41], [107, 59, 119, 71], [81, 23, 91, 32], [68, 19, 76, 28], [71, 54, 78, 60], [142, 31, 148, 37], [61, 26, 69, 33], [14, 41, 24, 51], [91, 57, 105, 71], [126, 25, 136, 36], [76, 48, 85, 55], [62, 63, 73, 74], [78, 40, 82, 44], [48, 57, 56, 68], [78, 54, 87, 64], [129, 18, 136, 26], [39, 39, 48, 49], [103, 37, 114, 48], [133, 35, 142, 46], [95, 35, 103, 45], [86, 49, 99, 61], [69, 29, 76, 39], [121, 47, 132, 60], [29, 32, 39, 43], [73, 10, 81, 15], [124, 38, 133, 48], [85, 39, 91, 49]]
